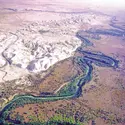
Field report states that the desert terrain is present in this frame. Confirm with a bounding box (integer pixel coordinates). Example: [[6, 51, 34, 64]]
[[0, 0, 125, 125]]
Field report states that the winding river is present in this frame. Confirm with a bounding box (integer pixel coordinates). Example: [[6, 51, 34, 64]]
[[0, 16, 124, 124]]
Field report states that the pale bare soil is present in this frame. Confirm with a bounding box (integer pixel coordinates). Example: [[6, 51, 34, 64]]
[[0, 0, 125, 125]]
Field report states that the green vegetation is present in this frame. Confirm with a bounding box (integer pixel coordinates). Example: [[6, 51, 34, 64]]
[[27, 114, 84, 125], [28, 113, 45, 123], [0, 114, 85, 125], [57, 77, 80, 96]]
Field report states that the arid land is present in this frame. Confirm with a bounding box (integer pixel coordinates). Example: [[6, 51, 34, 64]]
[[0, 0, 125, 125]]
